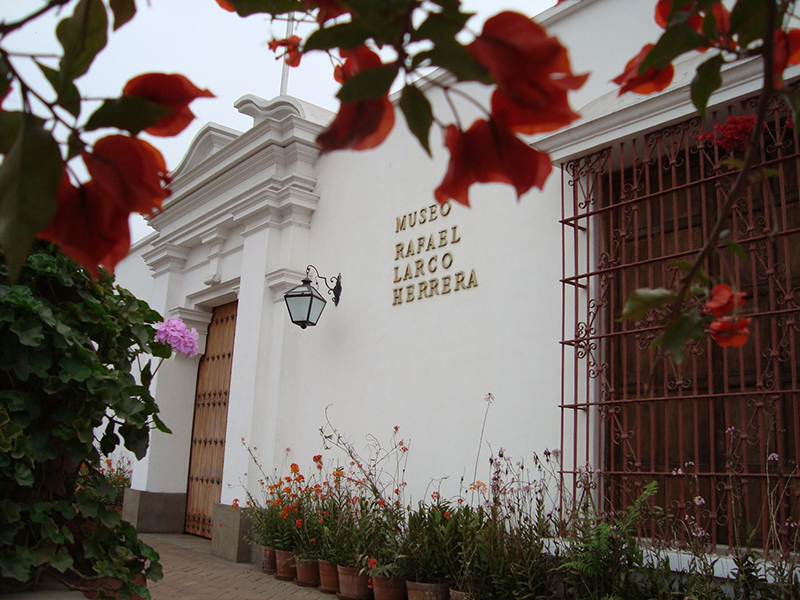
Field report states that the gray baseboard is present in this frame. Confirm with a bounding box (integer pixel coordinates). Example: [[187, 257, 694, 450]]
[[211, 503, 251, 563], [122, 489, 187, 534]]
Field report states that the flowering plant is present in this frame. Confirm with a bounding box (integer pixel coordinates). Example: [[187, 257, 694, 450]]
[[154, 317, 199, 357]]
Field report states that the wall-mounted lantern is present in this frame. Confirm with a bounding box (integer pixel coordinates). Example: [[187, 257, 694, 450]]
[[283, 265, 342, 329]]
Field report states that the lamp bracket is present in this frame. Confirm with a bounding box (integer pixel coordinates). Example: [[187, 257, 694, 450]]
[[306, 264, 342, 306]]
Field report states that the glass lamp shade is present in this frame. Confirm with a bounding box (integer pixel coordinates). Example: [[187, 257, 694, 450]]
[[284, 278, 327, 328]]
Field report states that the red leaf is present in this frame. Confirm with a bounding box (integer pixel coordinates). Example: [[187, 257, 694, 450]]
[[38, 175, 131, 276], [316, 47, 395, 152], [467, 12, 586, 134], [303, 0, 349, 25], [613, 44, 674, 95], [215, 0, 235, 11], [83, 135, 171, 215], [655, 0, 702, 31], [434, 119, 552, 207], [123, 73, 214, 136], [788, 29, 800, 66]]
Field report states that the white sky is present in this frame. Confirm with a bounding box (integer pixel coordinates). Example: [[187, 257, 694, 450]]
[[1, 0, 557, 240]]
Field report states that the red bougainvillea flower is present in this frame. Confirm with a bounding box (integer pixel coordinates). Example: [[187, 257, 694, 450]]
[[83, 135, 171, 215], [705, 283, 746, 318], [215, 0, 235, 11], [38, 175, 131, 276], [613, 44, 675, 95], [709, 316, 752, 348], [434, 119, 552, 207], [773, 29, 800, 89], [268, 35, 302, 67], [467, 12, 587, 135], [655, 0, 703, 31], [303, 0, 349, 25], [123, 73, 214, 137], [316, 47, 395, 152]]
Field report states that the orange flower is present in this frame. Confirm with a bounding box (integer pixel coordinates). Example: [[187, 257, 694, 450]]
[[434, 119, 552, 207], [268, 35, 302, 67], [467, 12, 586, 135], [316, 47, 395, 152], [704, 284, 746, 318], [368, 558, 378, 569], [295, 519, 303, 528], [215, 0, 235, 11], [123, 73, 214, 137], [710, 316, 752, 348], [290, 463, 300, 474], [613, 44, 674, 95]]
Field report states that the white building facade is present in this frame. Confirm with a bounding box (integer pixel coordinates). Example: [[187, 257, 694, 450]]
[[117, 0, 800, 556]]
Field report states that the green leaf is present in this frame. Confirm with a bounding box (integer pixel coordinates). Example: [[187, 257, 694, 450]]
[[720, 229, 746, 259], [226, 0, 303, 17], [0, 112, 23, 155], [84, 96, 172, 135], [412, 43, 490, 84], [57, 0, 108, 86], [729, 0, 766, 47], [412, 10, 471, 43], [304, 21, 373, 52], [691, 54, 723, 118], [99, 506, 121, 528], [719, 157, 744, 170], [652, 309, 705, 364], [59, 355, 93, 382], [37, 63, 81, 119], [618, 288, 678, 322], [337, 65, 398, 103], [109, 0, 136, 30], [641, 23, 708, 71], [784, 90, 800, 130], [50, 546, 74, 573], [0, 114, 62, 282], [399, 84, 433, 156], [14, 462, 34, 487], [10, 318, 44, 346]]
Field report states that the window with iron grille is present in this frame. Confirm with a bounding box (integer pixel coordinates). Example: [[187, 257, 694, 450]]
[[560, 91, 800, 553]]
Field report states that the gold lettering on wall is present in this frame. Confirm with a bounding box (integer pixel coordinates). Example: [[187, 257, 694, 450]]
[[392, 202, 478, 306]]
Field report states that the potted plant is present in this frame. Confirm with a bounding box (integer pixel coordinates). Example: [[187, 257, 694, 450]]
[[365, 500, 409, 600], [294, 478, 326, 587], [441, 503, 488, 600], [405, 496, 457, 600]]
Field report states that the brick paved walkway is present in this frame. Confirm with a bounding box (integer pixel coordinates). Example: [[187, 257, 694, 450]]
[[140, 534, 330, 600]]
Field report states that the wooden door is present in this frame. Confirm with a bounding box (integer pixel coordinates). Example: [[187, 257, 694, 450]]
[[185, 301, 237, 537]]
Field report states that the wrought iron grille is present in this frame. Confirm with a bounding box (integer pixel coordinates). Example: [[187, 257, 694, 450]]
[[560, 91, 800, 553]]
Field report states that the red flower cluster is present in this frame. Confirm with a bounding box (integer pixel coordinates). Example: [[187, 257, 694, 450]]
[[268, 36, 302, 68], [316, 47, 395, 153], [704, 284, 751, 348], [695, 115, 757, 153], [436, 12, 585, 206]]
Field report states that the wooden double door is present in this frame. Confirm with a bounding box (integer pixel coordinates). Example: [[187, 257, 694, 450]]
[[184, 301, 237, 538]]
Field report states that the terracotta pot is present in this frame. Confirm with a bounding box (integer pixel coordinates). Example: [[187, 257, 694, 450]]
[[406, 581, 449, 600], [373, 575, 407, 600], [74, 574, 147, 600], [337, 565, 372, 600], [448, 590, 469, 600], [318, 559, 340, 594], [261, 545, 277, 574], [274, 549, 297, 582], [296, 558, 321, 587]]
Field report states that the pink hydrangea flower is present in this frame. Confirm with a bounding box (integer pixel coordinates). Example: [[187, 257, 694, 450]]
[[155, 317, 199, 357]]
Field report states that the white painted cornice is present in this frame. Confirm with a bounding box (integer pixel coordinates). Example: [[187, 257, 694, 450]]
[[142, 244, 190, 274], [538, 57, 800, 163], [170, 123, 241, 181], [266, 268, 305, 303]]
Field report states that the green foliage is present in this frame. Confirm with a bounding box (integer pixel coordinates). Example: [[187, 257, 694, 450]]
[[406, 498, 459, 583], [0, 244, 166, 596]]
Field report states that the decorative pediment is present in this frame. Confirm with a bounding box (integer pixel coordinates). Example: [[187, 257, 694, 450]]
[[170, 123, 240, 181]]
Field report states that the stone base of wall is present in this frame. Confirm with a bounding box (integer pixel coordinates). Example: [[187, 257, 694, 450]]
[[211, 503, 251, 563], [122, 489, 186, 533]]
